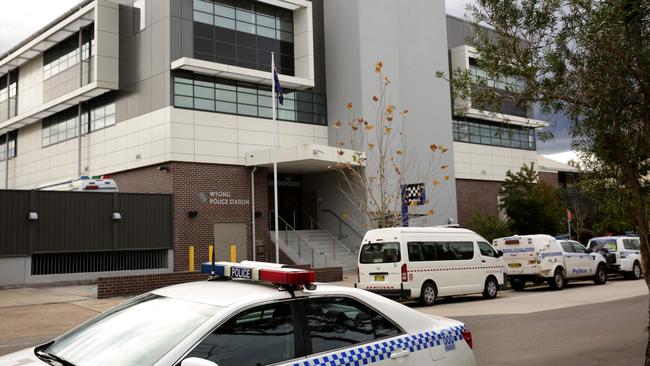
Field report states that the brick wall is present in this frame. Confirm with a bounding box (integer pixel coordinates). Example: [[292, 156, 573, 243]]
[[456, 179, 502, 225], [112, 162, 272, 271], [97, 271, 207, 299], [289, 265, 343, 282]]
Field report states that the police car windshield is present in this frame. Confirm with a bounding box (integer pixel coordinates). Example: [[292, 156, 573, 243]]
[[360, 242, 401, 263], [44, 294, 220, 366]]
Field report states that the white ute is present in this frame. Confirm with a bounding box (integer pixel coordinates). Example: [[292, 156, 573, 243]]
[[357, 227, 506, 306], [493, 234, 608, 290], [587, 236, 643, 279]]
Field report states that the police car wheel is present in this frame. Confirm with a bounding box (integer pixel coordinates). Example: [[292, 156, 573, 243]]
[[549, 269, 565, 290], [594, 265, 607, 285], [632, 262, 642, 280], [483, 277, 498, 299], [419, 282, 437, 306]]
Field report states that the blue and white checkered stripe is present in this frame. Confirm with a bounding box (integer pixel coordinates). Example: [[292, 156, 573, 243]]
[[500, 247, 535, 254], [294, 325, 465, 366]]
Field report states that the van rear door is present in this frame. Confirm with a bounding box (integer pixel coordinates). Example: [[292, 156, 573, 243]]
[[493, 237, 537, 274], [358, 242, 403, 285]]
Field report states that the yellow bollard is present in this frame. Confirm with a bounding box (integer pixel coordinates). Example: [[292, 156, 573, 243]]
[[189, 245, 195, 272], [208, 245, 214, 262], [230, 243, 237, 262]]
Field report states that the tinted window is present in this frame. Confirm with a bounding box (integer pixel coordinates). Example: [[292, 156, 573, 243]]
[[186, 302, 295, 366], [303, 297, 401, 355], [478, 242, 498, 257], [407, 242, 474, 261], [571, 242, 588, 254], [623, 239, 641, 250], [561, 242, 575, 253], [360, 242, 400, 264]]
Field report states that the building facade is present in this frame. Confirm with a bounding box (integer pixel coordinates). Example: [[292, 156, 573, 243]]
[[0, 1, 570, 279]]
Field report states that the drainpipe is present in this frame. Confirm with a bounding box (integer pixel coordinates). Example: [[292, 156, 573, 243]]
[[77, 27, 83, 177], [251, 167, 258, 261]]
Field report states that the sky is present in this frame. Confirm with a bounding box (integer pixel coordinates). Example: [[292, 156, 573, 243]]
[[0, 0, 571, 161]]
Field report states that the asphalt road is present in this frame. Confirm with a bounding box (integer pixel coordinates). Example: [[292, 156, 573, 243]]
[[456, 295, 648, 366]]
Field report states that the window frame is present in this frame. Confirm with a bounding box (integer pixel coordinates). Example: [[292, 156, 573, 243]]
[[478, 241, 498, 258]]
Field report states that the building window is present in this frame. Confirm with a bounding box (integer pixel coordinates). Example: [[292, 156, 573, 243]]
[[133, 0, 146, 33], [193, 0, 294, 75], [173, 72, 326, 125], [43, 25, 95, 81], [452, 119, 536, 150], [0, 70, 19, 119], [42, 93, 116, 147], [0, 131, 17, 161], [467, 57, 528, 118]]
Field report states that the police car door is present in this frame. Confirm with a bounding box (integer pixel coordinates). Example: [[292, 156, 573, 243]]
[[571, 241, 594, 276], [560, 241, 581, 278], [299, 296, 415, 366]]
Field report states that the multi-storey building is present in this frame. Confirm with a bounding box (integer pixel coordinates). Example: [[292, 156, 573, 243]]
[[0, 1, 572, 279]]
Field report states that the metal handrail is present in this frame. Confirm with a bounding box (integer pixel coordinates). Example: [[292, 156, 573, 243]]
[[294, 209, 355, 254], [269, 210, 328, 266], [320, 209, 364, 241]]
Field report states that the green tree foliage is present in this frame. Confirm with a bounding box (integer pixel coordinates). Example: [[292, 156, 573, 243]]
[[465, 211, 511, 243], [450, 1, 650, 360], [500, 164, 565, 235]]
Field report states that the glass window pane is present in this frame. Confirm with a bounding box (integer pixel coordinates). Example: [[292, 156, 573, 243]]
[[238, 103, 257, 116], [214, 3, 235, 18], [214, 16, 235, 29], [304, 298, 375, 354], [236, 21, 255, 34], [194, 98, 215, 111], [215, 89, 237, 103], [194, 85, 215, 99], [216, 101, 237, 114], [258, 107, 272, 118], [237, 92, 257, 105], [279, 31, 293, 43], [95, 117, 106, 130], [235, 9, 255, 23], [105, 114, 115, 127], [278, 109, 295, 121], [185, 302, 294, 366], [94, 107, 105, 120], [256, 25, 276, 39], [175, 96, 194, 108], [105, 103, 116, 116], [193, 0, 213, 14], [175, 83, 194, 97], [256, 14, 275, 28], [194, 11, 214, 25]]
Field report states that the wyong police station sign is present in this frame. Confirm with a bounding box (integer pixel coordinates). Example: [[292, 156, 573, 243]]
[[199, 191, 250, 206]]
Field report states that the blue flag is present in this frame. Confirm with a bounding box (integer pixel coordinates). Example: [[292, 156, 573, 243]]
[[273, 65, 284, 105]]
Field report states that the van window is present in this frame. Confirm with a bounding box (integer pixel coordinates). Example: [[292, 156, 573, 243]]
[[360, 242, 401, 264], [623, 239, 641, 250], [407, 242, 474, 261], [478, 242, 498, 258]]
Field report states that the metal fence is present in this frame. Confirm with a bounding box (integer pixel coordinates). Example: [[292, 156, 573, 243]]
[[0, 190, 173, 257]]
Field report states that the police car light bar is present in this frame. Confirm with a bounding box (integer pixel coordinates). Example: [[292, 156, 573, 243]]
[[204, 261, 316, 287]]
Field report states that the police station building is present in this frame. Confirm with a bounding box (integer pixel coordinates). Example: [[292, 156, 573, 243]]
[[0, 0, 571, 279]]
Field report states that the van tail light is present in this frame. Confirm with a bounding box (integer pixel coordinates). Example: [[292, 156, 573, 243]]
[[462, 330, 473, 349], [401, 263, 408, 282]]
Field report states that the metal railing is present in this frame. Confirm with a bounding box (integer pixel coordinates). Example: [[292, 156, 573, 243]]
[[320, 209, 364, 244], [270, 210, 329, 267], [293, 209, 355, 255]]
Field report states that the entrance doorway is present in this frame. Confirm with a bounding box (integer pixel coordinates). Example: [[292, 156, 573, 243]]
[[269, 174, 318, 230], [213, 223, 247, 262]]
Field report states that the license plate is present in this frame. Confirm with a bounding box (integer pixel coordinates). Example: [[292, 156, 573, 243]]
[[508, 263, 522, 268], [374, 275, 385, 282], [231, 267, 252, 279]]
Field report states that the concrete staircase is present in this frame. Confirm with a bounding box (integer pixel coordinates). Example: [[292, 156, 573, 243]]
[[270, 229, 357, 271]]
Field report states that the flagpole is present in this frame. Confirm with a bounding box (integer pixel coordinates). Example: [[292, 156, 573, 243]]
[[272, 52, 280, 264]]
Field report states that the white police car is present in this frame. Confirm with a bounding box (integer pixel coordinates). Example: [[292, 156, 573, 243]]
[[0, 261, 476, 366], [587, 236, 643, 279]]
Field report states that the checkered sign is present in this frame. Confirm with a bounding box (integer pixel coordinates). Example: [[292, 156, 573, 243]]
[[402, 183, 426, 206]]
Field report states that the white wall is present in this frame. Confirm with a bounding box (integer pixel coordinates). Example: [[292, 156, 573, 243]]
[[17, 55, 44, 114], [7, 107, 328, 188], [453, 141, 539, 181]]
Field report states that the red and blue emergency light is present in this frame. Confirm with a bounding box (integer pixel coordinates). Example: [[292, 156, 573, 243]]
[[202, 261, 316, 287]]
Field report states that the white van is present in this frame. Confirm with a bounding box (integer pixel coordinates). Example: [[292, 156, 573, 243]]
[[493, 234, 608, 290], [587, 236, 643, 279], [357, 227, 506, 306]]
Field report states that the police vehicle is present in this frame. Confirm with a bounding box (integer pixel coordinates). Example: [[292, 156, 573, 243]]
[[40, 175, 118, 192], [0, 261, 476, 366], [357, 227, 506, 306], [587, 236, 643, 279], [493, 234, 608, 290]]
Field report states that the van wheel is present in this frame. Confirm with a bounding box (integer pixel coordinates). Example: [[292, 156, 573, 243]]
[[510, 279, 526, 291], [548, 269, 565, 290], [419, 282, 437, 306], [594, 265, 607, 285], [483, 277, 499, 299]]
